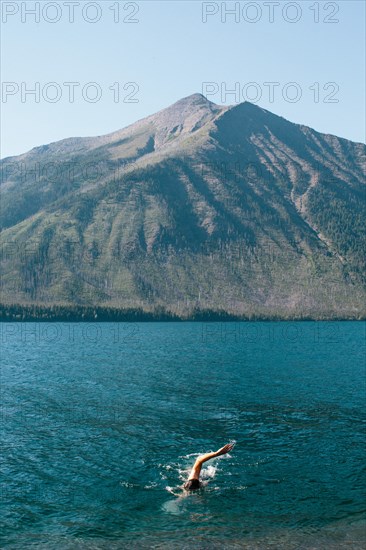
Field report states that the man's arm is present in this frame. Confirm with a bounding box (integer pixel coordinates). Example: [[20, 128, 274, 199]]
[[188, 443, 235, 479], [196, 443, 234, 465]]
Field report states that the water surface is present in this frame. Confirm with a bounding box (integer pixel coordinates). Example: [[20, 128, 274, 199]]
[[1, 322, 365, 548]]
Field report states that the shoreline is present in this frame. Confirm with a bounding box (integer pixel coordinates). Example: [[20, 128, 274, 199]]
[[0, 303, 365, 322]]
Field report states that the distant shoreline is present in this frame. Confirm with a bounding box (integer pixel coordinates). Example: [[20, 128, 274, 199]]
[[0, 303, 364, 322]]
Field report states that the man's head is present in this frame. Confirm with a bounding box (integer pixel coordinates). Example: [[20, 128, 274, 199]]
[[184, 479, 201, 491]]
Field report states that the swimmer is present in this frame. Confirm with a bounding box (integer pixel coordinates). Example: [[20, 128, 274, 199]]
[[183, 442, 235, 491]]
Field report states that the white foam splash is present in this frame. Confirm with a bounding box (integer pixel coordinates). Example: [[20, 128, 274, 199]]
[[143, 482, 158, 489], [202, 464, 217, 479]]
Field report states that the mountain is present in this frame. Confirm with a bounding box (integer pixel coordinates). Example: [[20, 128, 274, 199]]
[[1, 93, 365, 319]]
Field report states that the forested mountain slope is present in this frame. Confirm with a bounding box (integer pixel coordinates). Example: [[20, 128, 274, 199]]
[[1, 94, 365, 318]]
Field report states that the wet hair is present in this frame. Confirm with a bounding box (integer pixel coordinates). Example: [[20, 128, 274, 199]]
[[184, 478, 201, 491]]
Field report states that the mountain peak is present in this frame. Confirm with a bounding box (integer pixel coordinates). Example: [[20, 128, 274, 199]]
[[172, 93, 217, 107], [143, 93, 225, 150], [158, 92, 222, 118]]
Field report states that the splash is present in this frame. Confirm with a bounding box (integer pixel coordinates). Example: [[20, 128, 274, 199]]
[[202, 463, 217, 479]]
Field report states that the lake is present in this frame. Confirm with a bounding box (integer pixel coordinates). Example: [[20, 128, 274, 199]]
[[1, 321, 365, 548]]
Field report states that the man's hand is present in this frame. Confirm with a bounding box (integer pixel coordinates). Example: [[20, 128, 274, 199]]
[[215, 442, 235, 457]]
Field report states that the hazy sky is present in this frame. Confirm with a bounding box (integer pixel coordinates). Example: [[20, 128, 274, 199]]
[[1, 0, 365, 158]]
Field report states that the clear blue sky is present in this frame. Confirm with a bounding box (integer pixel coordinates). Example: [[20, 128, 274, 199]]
[[1, 0, 365, 158]]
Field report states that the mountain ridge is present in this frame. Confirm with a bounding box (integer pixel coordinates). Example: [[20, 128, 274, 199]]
[[3, 94, 364, 162]]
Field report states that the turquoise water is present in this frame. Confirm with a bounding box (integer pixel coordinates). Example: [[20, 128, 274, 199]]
[[1, 322, 365, 549]]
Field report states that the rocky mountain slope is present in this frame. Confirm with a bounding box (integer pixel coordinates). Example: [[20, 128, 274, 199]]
[[1, 94, 365, 318]]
